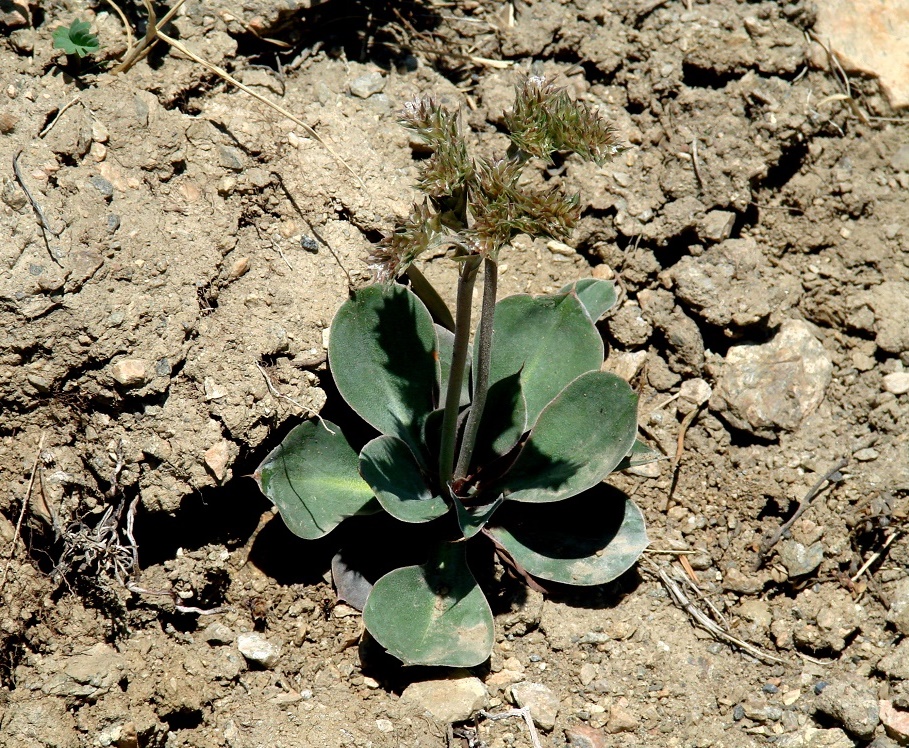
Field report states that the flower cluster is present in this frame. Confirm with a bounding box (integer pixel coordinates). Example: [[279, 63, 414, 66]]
[[504, 76, 625, 164], [372, 78, 624, 281]]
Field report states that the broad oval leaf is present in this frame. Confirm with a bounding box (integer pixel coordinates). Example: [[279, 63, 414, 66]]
[[559, 278, 618, 321], [329, 284, 437, 458], [484, 293, 603, 428], [492, 371, 638, 503], [255, 420, 378, 540], [488, 486, 648, 585], [359, 435, 448, 523], [363, 543, 494, 667], [473, 370, 527, 466]]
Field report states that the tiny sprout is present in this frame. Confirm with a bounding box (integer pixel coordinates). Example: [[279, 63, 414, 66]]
[[52, 18, 100, 59]]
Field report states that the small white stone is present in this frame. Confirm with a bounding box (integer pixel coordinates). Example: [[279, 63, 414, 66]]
[[110, 358, 149, 388], [509, 681, 560, 731], [679, 377, 712, 406], [375, 719, 394, 733], [236, 632, 281, 669], [883, 371, 909, 395]]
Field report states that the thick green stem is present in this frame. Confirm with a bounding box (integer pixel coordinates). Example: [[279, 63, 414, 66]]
[[454, 258, 498, 481], [438, 256, 481, 485]]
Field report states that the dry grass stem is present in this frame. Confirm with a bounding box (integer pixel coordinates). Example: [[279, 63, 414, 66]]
[[1, 433, 45, 593]]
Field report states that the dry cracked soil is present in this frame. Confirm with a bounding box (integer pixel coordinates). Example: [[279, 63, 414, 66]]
[[1, 1, 909, 747]]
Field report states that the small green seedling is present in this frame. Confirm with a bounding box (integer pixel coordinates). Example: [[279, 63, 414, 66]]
[[256, 77, 655, 667], [52, 18, 100, 59]]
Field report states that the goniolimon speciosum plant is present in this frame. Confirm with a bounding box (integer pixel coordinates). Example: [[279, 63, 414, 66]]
[[255, 77, 653, 667]]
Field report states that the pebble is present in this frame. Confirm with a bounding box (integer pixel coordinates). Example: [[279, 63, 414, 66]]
[[579, 663, 598, 686], [888, 579, 909, 635], [679, 377, 712, 406], [228, 257, 250, 280], [349, 72, 385, 98], [722, 567, 769, 595], [110, 358, 150, 388], [762, 684, 779, 694], [733, 704, 745, 721], [236, 632, 281, 669], [814, 680, 880, 740], [883, 371, 909, 395], [880, 701, 909, 743], [878, 638, 909, 680], [204, 440, 231, 482], [218, 146, 244, 171], [401, 674, 488, 724], [565, 724, 607, 748], [605, 703, 638, 734], [89, 176, 114, 198], [375, 718, 394, 733], [892, 145, 909, 172], [201, 622, 234, 645], [711, 320, 832, 438], [698, 210, 736, 242], [853, 447, 879, 461], [509, 682, 560, 731], [779, 540, 825, 577]]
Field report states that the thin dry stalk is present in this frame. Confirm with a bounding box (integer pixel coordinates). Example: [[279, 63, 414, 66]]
[[1, 433, 45, 592], [644, 560, 786, 665], [479, 707, 543, 748]]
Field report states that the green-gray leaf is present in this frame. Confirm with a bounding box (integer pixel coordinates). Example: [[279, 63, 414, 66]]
[[484, 293, 603, 428], [492, 371, 638, 503], [329, 284, 437, 459], [488, 487, 648, 585], [255, 420, 378, 540], [616, 438, 662, 471], [363, 542, 494, 667], [359, 435, 448, 523], [559, 278, 618, 321], [453, 496, 504, 539]]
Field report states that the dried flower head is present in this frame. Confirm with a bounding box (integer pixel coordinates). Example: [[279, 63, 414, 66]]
[[401, 96, 473, 198], [369, 201, 444, 283], [504, 77, 626, 164], [466, 158, 580, 257], [373, 78, 623, 280]]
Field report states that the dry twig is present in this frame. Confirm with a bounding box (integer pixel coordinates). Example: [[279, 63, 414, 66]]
[[644, 560, 786, 665], [755, 458, 848, 568], [1, 433, 45, 593], [479, 707, 543, 748]]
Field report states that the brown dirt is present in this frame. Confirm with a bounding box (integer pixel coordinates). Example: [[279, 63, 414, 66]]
[[2, 1, 908, 747]]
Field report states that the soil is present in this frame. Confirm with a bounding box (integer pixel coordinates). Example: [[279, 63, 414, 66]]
[[2, 1, 908, 747]]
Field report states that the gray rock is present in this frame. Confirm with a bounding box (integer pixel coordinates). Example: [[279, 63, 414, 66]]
[[776, 727, 854, 748], [349, 72, 385, 99], [608, 303, 652, 348], [888, 579, 909, 636], [236, 632, 281, 669], [509, 681, 560, 731], [879, 638, 909, 680], [698, 210, 736, 242], [710, 320, 832, 438], [40, 643, 126, 702], [202, 622, 235, 645], [218, 145, 244, 171], [855, 281, 909, 354], [89, 176, 114, 198], [779, 540, 825, 577], [401, 673, 488, 724], [670, 237, 800, 328], [891, 144, 909, 172], [814, 680, 880, 740]]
